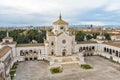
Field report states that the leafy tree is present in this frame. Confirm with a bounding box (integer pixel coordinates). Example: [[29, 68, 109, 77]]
[[92, 33, 99, 39], [75, 31, 86, 42], [104, 33, 111, 40], [0, 31, 6, 41], [0, 29, 46, 44], [86, 34, 92, 40]]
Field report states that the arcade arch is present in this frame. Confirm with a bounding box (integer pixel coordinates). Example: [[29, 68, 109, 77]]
[[79, 46, 95, 57], [20, 49, 39, 61]]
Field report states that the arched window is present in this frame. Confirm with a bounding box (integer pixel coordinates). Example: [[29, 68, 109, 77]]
[[89, 47, 91, 51], [116, 51, 118, 57], [51, 42, 54, 46], [33, 51, 37, 53], [60, 27, 64, 29], [29, 50, 33, 53], [20, 50, 24, 56], [51, 50, 54, 55], [92, 46, 95, 50], [113, 50, 115, 53], [107, 48, 109, 52], [86, 47, 88, 50], [83, 47, 85, 50], [5, 40, 9, 43], [25, 51, 28, 55], [104, 47, 106, 52], [40, 50, 41, 54], [79, 47, 82, 52], [109, 49, 112, 54]]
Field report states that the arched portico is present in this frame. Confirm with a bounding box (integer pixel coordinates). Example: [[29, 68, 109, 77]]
[[24, 57, 38, 61], [20, 49, 39, 61]]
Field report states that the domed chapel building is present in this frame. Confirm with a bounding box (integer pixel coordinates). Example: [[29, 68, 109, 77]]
[[45, 14, 76, 56]]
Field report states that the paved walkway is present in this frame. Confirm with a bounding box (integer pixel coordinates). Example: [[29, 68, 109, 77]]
[[14, 61, 51, 80], [14, 56, 120, 80]]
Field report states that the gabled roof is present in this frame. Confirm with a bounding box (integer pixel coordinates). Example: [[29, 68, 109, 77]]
[[0, 46, 11, 58], [3, 37, 13, 39], [56, 32, 74, 37], [16, 43, 44, 47], [56, 32, 63, 36]]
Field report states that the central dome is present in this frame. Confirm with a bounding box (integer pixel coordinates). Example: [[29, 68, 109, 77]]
[[53, 14, 68, 25]]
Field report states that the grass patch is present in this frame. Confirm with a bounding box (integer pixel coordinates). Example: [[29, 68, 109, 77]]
[[43, 59, 49, 63], [11, 75, 14, 80], [9, 62, 18, 80], [10, 70, 16, 76], [10, 70, 16, 79], [50, 67, 62, 74], [81, 64, 93, 70], [12, 63, 18, 69]]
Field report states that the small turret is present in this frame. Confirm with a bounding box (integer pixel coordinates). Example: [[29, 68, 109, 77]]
[[2, 31, 13, 43]]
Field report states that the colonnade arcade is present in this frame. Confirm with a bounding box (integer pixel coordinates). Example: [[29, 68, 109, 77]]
[[20, 49, 41, 61], [104, 47, 120, 58], [79, 46, 95, 56]]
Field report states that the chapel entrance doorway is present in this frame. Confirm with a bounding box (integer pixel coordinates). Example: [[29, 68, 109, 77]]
[[62, 49, 66, 56]]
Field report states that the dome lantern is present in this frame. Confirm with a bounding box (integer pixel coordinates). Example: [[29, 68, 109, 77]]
[[53, 14, 68, 25]]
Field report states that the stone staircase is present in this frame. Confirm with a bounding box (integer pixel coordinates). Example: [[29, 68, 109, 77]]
[[53, 56, 80, 65]]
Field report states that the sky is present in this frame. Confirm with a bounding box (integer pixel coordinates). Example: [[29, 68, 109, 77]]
[[0, 0, 120, 26]]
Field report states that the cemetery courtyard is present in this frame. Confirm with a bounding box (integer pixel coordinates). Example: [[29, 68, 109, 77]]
[[14, 56, 120, 80]]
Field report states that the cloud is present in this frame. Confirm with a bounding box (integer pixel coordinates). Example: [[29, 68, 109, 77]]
[[105, 0, 120, 11], [0, 0, 120, 26], [0, 0, 109, 14]]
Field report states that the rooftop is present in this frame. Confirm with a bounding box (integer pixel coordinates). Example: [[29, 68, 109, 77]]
[[17, 43, 44, 47], [104, 42, 120, 48], [53, 14, 68, 25], [47, 31, 55, 36], [0, 46, 11, 58], [2, 41, 17, 45], [3, 37, 13, 39], [77, 41, 97, 44]]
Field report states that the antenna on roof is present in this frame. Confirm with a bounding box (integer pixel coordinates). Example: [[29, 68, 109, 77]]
[[59, 12, 62, 20]]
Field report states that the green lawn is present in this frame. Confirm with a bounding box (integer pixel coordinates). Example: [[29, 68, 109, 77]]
[[50, 67, 62, 74], [10, 70, 16, 80], [43, 59, 49, 63], [9, 62, 18, 80], [81, 64, 93, 70], [12, 63, 18, 69], [10, 70, 16, 76]]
